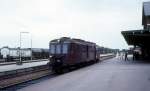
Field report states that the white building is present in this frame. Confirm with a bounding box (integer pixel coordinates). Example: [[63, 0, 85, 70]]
[[0, 46, 31, 60]]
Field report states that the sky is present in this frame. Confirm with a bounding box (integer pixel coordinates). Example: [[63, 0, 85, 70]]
[[0, 0, 149, 49]]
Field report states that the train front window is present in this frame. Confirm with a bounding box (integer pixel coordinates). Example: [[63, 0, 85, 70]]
[[56, 44, 61, 54], [62, 44, 68, 54], [50, 44, 55, 54]]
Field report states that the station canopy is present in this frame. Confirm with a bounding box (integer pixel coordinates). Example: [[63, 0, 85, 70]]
[[122, 2, 150, 47], [121, 30, 150, 47]]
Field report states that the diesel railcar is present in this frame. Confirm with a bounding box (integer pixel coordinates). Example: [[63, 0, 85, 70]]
[[49, 37, 98, 73]]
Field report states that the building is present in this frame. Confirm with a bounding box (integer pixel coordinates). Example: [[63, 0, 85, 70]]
[[121, 2, 150, 60], [0, 46, 31, 61], [0, 46, 49, 62], [142, 2, 150, 29]]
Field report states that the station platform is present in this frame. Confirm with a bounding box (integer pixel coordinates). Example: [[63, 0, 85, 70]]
[[18, 57, 150, 91], [0, 60, 49, 72], [0, 59, 48, 66]]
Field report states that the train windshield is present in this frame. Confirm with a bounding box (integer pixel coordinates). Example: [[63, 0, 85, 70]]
[[50, 44, 55, 54], [50, 43, 68, 54], [62, 44, 68, 54], [56, 44, 61, 54]]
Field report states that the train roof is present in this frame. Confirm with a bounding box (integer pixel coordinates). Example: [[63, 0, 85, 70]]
[[32, 48, 48, 52], [50, 37, 96, 46]]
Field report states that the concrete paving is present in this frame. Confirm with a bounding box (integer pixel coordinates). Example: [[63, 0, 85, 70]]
[[0, 60, 49, 72], [18, 57, 150, 91]]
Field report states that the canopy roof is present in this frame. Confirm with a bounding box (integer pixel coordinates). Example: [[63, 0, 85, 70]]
[[121, 30, 150, 47]]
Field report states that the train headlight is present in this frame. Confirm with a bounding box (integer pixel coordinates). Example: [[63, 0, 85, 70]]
[[49, 55, 52, 58], [56, 60, 61, 62]]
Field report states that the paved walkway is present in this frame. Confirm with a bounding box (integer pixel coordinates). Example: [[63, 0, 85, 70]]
[[18, 58, 150, 91], [0, 60, 49, 72]]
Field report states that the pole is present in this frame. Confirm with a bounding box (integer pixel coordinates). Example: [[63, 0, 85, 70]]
[[31, 34, 32, 61], [20, 32, 22, 63], [19, 32, 29, 64]]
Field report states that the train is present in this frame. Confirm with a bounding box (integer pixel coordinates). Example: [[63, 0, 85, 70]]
[[0, 46, 49, 62], [49, 37, 117, 73], [96, 45, 119, 54]]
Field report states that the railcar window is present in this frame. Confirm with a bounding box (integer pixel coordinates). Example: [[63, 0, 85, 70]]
[[50, 45, 55, 54], [56, 44, 61, 54], [62, 44, 68, 54]]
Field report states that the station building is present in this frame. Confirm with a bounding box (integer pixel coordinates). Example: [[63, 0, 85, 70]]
[[122, 2, 150, 60]]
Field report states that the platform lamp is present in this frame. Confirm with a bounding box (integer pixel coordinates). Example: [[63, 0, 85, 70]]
[[19, 32, 30, 65], [30, 33, 32, 61]]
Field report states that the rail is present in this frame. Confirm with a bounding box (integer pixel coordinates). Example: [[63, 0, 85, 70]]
[[0, 65, 50, 81]]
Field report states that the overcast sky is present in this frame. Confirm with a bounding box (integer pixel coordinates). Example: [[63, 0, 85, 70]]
[[0, 0, 149, 49]]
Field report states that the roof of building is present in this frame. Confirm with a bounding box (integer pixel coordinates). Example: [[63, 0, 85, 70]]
[[121, 30, 150, 46], [0, 47, 48, 52], [122, 2, 150, 47]]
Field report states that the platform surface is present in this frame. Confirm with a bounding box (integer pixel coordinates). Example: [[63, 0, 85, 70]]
[[0, 60, 49, 72], [18, 57, 150, 91]]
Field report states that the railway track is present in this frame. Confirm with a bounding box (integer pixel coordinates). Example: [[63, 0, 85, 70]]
[[0, 54, 115, 90], [0, 65, 51, 89], [0, 70, 51, 89]]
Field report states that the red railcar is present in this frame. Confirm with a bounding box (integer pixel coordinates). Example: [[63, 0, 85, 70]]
[[49, 37, 97, 73]]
